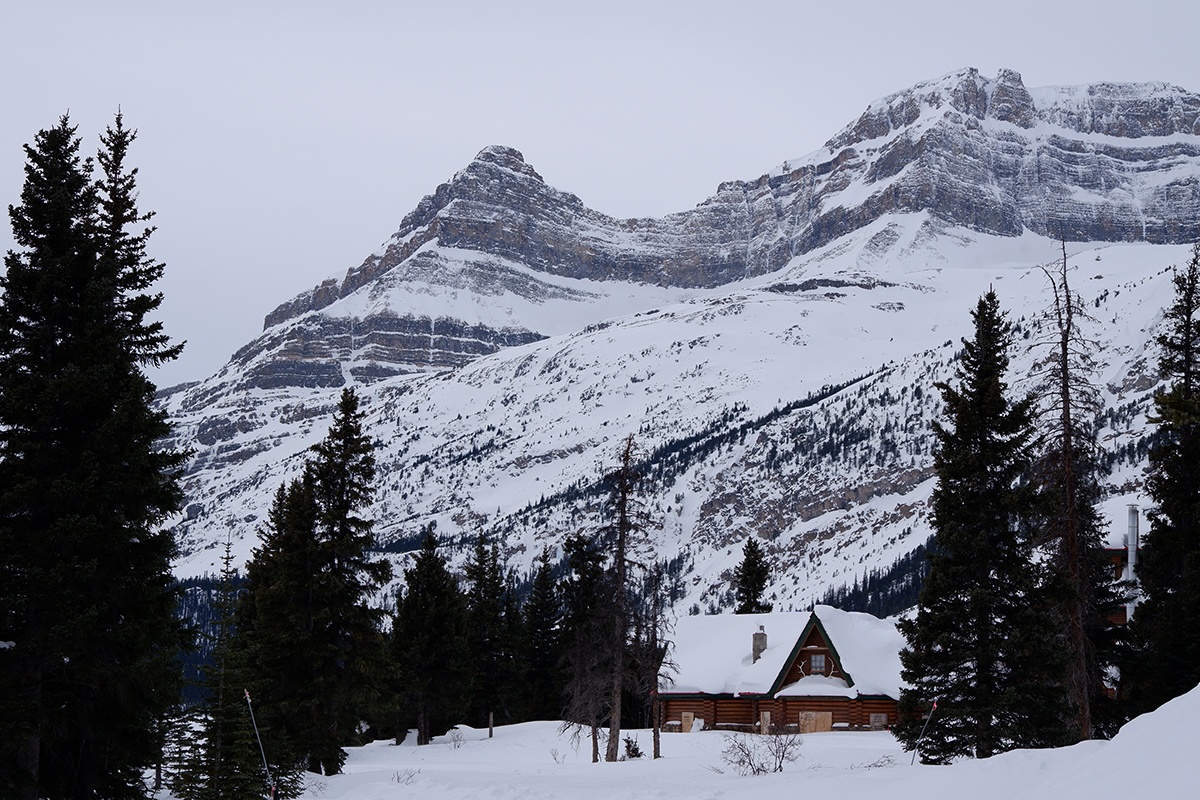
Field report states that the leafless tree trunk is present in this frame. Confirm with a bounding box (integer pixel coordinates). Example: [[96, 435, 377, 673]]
[[1034, 240, 1104, 740], [16, 727, 39, 800], [417, 709, 429, 747], [600, 435, 646, 762]]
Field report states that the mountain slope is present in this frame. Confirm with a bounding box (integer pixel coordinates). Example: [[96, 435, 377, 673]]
[[162, 67, 1200, 612], [163, 225, 1182, 612]]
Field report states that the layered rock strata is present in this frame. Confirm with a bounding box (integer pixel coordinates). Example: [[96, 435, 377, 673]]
[[236, 68, 1200, 388]]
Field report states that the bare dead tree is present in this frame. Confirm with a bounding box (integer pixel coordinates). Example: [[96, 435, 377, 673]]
[[559, 622, 610, 762], [597, 434, 650, 762], [1029, 240, 1119, 740]]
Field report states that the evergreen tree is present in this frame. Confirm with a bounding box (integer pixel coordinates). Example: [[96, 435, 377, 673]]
[[1132, 243, 1200, 710], [1031, 246, 1126, 739], [235, 473, 328, 774], [172, 541, 301, 800], [895, 290, 1070, 763], [733, 537, 773, 614], [95, 114, 182, 371], [391, 530, 471, 745], [559, 533, 612, 763], [464, 533, 522, 728], [0, 114, 187, 800], [307, 388, 392, 769], [521, 547, 563, 721], [237, 388, 390, 775]]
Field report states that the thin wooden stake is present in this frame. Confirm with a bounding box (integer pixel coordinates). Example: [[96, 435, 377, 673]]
[[911, 698, 938, 765]]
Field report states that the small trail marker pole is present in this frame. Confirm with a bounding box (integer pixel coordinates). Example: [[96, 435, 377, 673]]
[[911, 698, 938, 765], [245, 689, 277, 799], [489, 711, 494, 739]]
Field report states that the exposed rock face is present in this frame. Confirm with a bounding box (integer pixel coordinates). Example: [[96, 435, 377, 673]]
[[811, 69, 1200, 246], [264, 142, 785, 334], [988, 69, 1037, 128], [230, 311, 546, 390], [237, 68, 1200, 388]]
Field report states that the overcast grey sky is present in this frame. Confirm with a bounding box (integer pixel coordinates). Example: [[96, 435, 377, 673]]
[[3, 0, 1199, 387]]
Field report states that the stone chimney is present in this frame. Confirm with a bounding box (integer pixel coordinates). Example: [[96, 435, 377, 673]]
[[752, 625, 767, 663]]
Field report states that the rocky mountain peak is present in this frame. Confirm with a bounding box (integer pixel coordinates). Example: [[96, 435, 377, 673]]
[[825, 67, 1036, 145], [239, 68, 1200, 392], [260, 144, 579, 331], [989, 68, 1036, 127], [823, 67, 988, 149], [824, 66, 1200, 149], [464, 144, 545, 182]]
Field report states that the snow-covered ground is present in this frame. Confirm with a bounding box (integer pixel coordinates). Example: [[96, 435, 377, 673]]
[[255, 686, 1199, 800]]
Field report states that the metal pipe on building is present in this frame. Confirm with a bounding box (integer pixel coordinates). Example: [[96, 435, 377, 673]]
[[1126, 504, 1139, 619]]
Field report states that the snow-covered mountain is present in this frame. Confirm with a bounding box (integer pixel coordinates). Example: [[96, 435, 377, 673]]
[[161, 67, 1200, 611]]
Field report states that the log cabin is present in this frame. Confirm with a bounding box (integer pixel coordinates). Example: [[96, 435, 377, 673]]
[[660, 606, 904, 732]]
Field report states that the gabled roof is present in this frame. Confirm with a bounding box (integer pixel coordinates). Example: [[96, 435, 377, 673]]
[[662, 606, 906, 700], [780, 606, 906, 699]]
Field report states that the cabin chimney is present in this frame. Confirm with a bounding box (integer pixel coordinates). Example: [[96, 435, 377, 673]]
[[752, 625, 767, 663], [1126, 505, 1140, 618]]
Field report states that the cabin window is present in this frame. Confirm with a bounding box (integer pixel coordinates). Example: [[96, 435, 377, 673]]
[[810, 654, 826, 675]]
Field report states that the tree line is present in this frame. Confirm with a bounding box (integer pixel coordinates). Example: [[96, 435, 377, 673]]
[[171, 412, 678, 797]]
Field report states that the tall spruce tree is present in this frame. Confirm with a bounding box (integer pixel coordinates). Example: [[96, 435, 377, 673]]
[[1132, 243, 1200, 710], [306, 388, 392, 768], [895, 290, 1070, 763], [464, 533, 522, 728], [391, 530, 471, 745], [237, 388, 390, 775], [521, 547, 563, 721], [235, 473, 327, 774], [733, 537, 773, 614], [0, 114, 187, 800]]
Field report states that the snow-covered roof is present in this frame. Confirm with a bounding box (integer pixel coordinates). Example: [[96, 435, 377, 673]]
[[663, 606, 905, 700], [665, 611, 810, 696], [808, 605, 906, 699]]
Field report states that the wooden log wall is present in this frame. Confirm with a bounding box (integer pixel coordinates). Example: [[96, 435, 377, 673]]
[[663, 695, 898, 730]]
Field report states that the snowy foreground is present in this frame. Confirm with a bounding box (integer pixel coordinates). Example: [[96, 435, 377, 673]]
[[199, 686, 1197, 800]]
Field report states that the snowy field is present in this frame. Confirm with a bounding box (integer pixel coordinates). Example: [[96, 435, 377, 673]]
[[238, 686, 1199, 800]]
